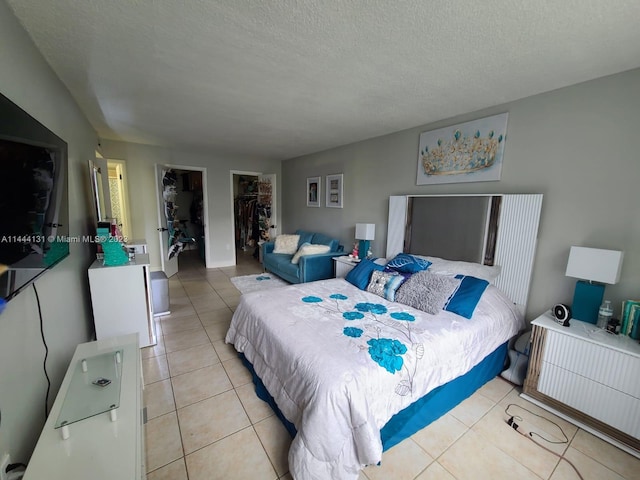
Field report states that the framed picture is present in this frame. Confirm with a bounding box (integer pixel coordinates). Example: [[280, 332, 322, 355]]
[[306, 176, 320, 207], [325, 173, 343, 208], [416, 112, 508, 185]]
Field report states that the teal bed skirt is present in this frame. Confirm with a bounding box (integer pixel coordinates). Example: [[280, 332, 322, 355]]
[[239, 341, 507, 451]]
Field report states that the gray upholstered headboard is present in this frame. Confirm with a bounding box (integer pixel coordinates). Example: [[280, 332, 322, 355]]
[[386, 194, 543, 315]]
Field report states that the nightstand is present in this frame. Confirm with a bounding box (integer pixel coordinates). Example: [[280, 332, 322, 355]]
[[333, 255, 359, 278], [522, 310, 640, 458]]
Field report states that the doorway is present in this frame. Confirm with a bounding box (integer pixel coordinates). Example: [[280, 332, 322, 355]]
[[156, 165, 208, 277], [231, 172, 277, 265]]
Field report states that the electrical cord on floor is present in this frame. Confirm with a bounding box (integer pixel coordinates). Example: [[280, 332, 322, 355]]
[[33, 284, 51, 420], [505, 404, 584, 480]]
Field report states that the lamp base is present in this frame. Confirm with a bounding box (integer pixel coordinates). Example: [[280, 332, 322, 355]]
[[358, 240, 370, 260], [571, 280, 604, 324]]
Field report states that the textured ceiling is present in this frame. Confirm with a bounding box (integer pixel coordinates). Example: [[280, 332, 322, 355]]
[[6, 0, 640, 160]]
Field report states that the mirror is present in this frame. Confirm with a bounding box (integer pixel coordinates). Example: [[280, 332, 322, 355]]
[[88, 157, 111, 224]]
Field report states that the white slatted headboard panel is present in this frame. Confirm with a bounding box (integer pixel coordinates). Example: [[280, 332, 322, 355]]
[[493, 194, 543, 312]]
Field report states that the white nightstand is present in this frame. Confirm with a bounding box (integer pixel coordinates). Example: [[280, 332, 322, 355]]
[[333, 255, 360, 278], [522, 310, 640, 457]]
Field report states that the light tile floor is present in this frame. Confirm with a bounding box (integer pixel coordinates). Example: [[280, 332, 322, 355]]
[[142, 250, 640, 480]]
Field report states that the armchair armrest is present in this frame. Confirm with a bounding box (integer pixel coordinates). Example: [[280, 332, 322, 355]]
[[262, 241, 275, 255]]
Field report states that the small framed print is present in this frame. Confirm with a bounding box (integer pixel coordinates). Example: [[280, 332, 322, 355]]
[[325, 173, 343, 208], [306, 176, 320, 207]]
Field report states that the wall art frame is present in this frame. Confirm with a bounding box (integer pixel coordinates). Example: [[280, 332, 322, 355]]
[[325, 173, 343, 208], [306, 176, 321, 207], [416, 112, 509, 185]]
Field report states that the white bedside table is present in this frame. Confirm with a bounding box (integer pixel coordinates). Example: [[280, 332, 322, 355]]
[[333, 255, 360, 278], [522, 310, 640, 457]]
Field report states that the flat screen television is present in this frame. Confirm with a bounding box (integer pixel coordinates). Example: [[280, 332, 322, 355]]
[[0, 92, 69, 301]]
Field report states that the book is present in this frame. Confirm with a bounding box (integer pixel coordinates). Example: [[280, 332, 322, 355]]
[[630, 304, 640, 340], [620, 300, 640, 336]]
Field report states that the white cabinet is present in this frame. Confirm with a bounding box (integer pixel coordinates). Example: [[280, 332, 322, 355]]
[[88, 254, 157, 348], [24, 334, 146, 480], [333, 256, 359, 278], [522, 311, 640, 457]]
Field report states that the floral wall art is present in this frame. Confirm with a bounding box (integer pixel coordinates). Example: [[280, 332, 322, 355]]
[[416, 112, 508, 185]]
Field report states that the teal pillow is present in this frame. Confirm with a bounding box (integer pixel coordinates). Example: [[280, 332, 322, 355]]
[[345, 258, 384, 290], [444, 274, 489, 319], [386, 253, 432, 274]]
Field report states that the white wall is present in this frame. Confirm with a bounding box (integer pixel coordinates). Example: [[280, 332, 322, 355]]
[[98, 141, 281, 269], [281, 69, 640, 321], [0, 1, 98, 464]]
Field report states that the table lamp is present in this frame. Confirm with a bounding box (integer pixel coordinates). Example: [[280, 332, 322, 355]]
[[565, 246, 624, 323], [355, 223, 375, 260]]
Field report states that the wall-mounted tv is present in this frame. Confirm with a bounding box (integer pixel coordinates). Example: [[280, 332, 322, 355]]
[[0, 93, 69, 301]]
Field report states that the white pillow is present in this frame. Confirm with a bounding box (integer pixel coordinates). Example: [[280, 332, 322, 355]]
[[291, 244, 331, 264], [273, 234, 300, 254], [418, 255, 502, 283]]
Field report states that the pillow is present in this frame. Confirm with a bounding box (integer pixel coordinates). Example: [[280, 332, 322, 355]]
[[444, 274, 489, 319], [291, 243, 331, 264], [395, 271, 461, 315], [386, 253, 432, 274], [273, 234, 300, 254], [345, 258, 384, 290], [366, 270, 406, 302], [419, 255, 501, 283]]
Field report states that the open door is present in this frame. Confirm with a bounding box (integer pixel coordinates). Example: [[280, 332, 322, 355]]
[[155, 165, 178, 277], [258, 174, 277, 241]]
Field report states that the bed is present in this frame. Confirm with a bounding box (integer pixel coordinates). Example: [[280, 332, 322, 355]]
[[226, 194, 542, 479]]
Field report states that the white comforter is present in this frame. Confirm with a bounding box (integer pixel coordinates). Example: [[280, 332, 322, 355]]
[[225, 278, 523, 480]]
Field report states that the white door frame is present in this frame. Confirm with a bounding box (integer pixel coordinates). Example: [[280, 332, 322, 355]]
[[156, 163, 209, 272]]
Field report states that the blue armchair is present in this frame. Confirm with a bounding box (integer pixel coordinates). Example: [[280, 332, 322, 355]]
[[262, 229, 344, 284]]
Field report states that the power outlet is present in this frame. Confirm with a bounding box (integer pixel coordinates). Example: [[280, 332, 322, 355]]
[[0, 452, 10, 480]]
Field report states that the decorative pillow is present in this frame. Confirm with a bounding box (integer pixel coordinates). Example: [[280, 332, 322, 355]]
[[386, 253, 432, 274], [366, 270, 406, 302], [291, 243, 331, 264], [345, 258, 384, 290], [444, 274, 489, 319], [273, 234, 300, 254], [395, 271, 461, 315], [419, 255, 501, 284]]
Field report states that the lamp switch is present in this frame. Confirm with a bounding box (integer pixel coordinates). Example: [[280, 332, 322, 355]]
[[0, 452, 10, 480]]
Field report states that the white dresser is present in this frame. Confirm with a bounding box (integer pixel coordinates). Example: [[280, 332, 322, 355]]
[[88, 253, 156, 347], [333, 255, 359, 278], [522, 311, 640, 457], [24, 334, 146, 479]]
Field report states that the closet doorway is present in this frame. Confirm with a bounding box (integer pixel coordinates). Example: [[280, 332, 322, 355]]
[[231, 171, 276, 264]]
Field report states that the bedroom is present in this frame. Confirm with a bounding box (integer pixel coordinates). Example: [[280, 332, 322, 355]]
[[1, 1, 640, 479]]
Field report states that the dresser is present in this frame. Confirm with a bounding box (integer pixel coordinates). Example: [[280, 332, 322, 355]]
[[522, 311, 640, 457], [24, 334, 146, 479], [88, 253, 156, 347]]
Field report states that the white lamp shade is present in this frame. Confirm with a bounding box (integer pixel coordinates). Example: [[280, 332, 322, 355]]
[[565, 246, 624, 284], [355, 223, 375, 240]]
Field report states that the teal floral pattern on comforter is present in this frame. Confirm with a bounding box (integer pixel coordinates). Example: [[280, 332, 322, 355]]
[[301, 293, 422, 396]]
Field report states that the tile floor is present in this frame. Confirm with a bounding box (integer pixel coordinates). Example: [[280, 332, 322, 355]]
[[142, 250, 640, 480]]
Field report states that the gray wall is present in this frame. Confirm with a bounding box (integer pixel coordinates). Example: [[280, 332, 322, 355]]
[[281, 68, 640, 321], [98, 141, 281, 269], [0, 1, 98, 464]]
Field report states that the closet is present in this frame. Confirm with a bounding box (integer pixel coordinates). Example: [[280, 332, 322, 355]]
[[234, 175, 259, 254]]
